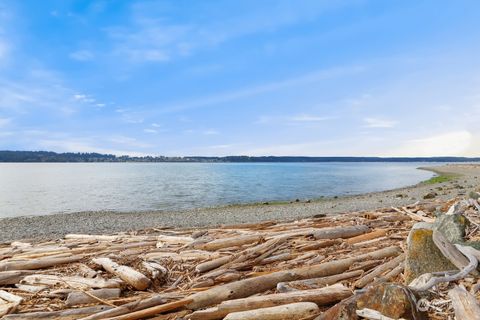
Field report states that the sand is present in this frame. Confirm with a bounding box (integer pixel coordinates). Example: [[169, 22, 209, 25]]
[[1, 164, 479, 242]]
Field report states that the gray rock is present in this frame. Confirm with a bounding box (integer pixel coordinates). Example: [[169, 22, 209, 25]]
[[433, 214, 468, 243], [405, 223, 456, 283]]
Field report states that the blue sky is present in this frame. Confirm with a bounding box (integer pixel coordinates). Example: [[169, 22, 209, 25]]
[[0, 0, 480, 156]]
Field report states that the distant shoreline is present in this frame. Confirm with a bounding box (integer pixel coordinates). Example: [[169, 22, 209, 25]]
[[1, 164, 479, 242], [1, 150, 480, 163]]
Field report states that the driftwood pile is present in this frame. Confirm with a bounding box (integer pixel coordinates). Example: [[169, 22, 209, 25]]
[[0, 197, 479, 319]]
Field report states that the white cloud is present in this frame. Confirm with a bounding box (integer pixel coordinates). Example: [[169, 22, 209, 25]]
[[385, 131, 474, 157], [151, 123, 161, 127], [0, 117, 11, 127], [203, 129, 219, 135], [363, 117, 397, 128], [143, 128, 157, 134], [69, 50, 94, 61], [289, 114, 332, 122]]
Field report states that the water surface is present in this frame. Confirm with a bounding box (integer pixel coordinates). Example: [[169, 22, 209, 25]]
[[0, 162, 435, 217]]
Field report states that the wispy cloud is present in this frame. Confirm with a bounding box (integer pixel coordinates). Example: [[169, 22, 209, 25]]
[[363, 117, 397, 128], [143, 128, 157, 134], [69, 50, 94, 61], [289, 114, 332, 122], [0, 117, 11, 127], [159, 65, 365, 113], [203, 129, 219, 135]]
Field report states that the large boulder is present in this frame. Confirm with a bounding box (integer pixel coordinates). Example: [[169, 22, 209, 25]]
[[318, 283, 426, 320], [404, 223, 456, 283]]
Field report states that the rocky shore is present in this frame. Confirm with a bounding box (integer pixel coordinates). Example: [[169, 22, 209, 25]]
[[1, 164, 479, 242]]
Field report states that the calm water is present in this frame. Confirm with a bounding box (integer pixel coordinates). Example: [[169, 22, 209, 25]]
[[0, 162, 435, 218]]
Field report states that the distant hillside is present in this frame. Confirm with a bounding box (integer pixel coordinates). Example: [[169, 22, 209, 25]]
[[1, 150, 479, 163]]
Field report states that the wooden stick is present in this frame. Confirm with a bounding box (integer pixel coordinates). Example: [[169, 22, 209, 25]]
[[92, 257, 151, 291], [223, 302, 320, 320], [346, 229, 388, 245], [80, 295, 167, 320], [277, 270, 362, 292], [3, 305, 113, 319], [104, 298, 193, 320]]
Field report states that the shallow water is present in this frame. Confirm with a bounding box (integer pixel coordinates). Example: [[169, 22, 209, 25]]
[[0, 162, 435, 217]]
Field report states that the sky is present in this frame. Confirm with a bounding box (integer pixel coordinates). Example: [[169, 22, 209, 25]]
[[0, 0, 480, 157]]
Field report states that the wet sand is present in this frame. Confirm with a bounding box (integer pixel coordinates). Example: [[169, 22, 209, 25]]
[[1, 164, 479, 242]]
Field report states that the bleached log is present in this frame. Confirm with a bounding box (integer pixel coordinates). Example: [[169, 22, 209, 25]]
[[448, 286, 480, 320], [80, 294, 167, 320], [14, 284, 47, 293], [346, 229, 388, 245], [0, 291, 23, 304], [157, 235, 194, 245], [196, 256, 231, 273], [65, 234, 120, 241], [21, 274, 122, 289], [66, 288, 122, 306], [298, 239, 342, 252], [92, 257, 151, 291], [0, 270, 35, 285], [354, 253, 405, 288], [218, 283, 350, 314], [187, 307, 226, 320], [433, 230, 479, 276], [0, 255, 84, 271], [277, 270, 363, 292], [142, 261, 167, 280], [187, 246, 400, 310], [356, 308, 399, 320], [223, 302, 320, 320], [194, 235, 263, 251], [312, 225, 370, 240], [3, 305, 113, 319], [101, 298, 193, 320], [78, 264, 98, 278]]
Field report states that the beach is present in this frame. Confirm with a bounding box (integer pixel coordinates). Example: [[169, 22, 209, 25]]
[[1, 164, 479, 242]]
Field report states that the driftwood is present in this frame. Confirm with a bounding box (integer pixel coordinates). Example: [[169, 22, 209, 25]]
[[277, 270, 363, 292], [0, 270, 35, 285], [354, 253, 405, 288], [2, 197, 476, 320], [448, 286, 480, 320], [92, 257, 151, 290], [223, 302, 320, 320], [2, 305, 113, 319], [186, 246, 400, 309], [217, 283, 350, 314], [0, 255, 84, 271], [65, 288, 122, 306]]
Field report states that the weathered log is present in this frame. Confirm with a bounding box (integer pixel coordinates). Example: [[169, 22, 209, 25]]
[[187, 307, 226, 320], [104, 298, 193, 320], [277, 270, 363, 292], [448, 286, 480, 320], [66, 288, 122, 306], [432, 230, 479, 276], [196, 256, 231, 273], [80, 295, 168, 320], [21, 274, 122, 289], [3, 305, 113, 319], [223, 302, 320, 320], [194, 235, 263, 251], [92, 257, 151, 291], [218, 283, 350, 314], [346, 229, 388, 245], [187, 246, 400, 310], [0, 255, 84, 271], [312, 225, 370, 240], [354, 253, 405, 288], [298, 239, 342, 252], [0, 270, 35, 285]]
